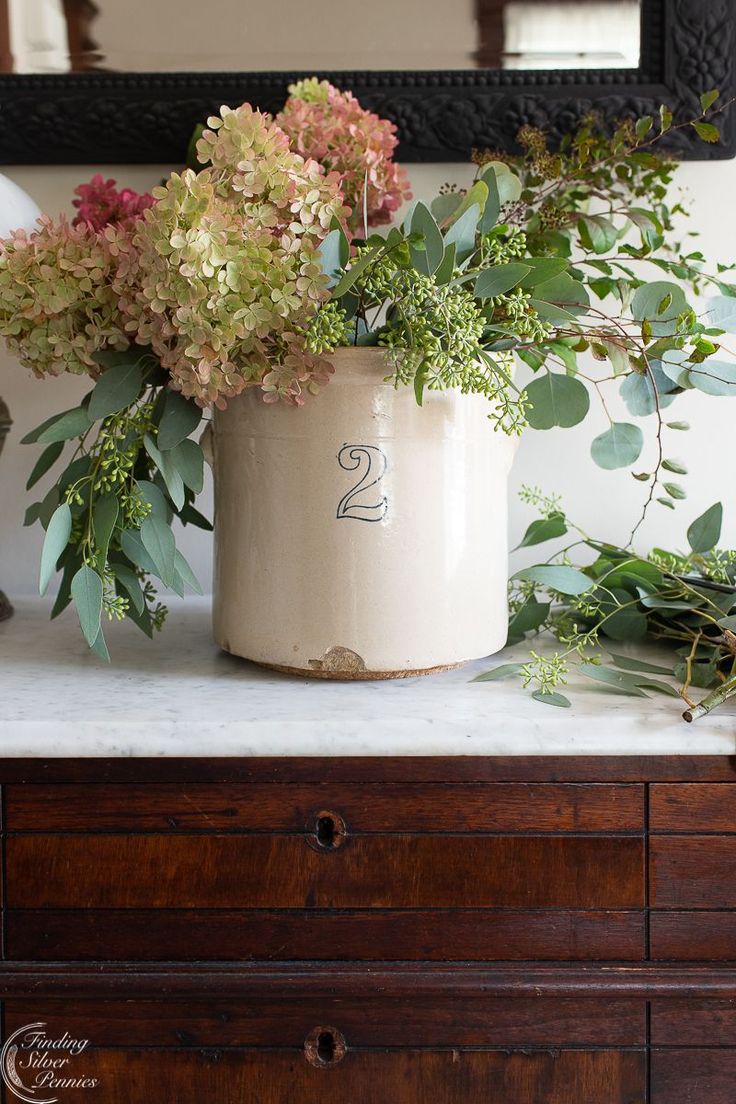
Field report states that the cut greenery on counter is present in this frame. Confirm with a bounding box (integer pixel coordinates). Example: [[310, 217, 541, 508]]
[[478, 489, 736, 722]]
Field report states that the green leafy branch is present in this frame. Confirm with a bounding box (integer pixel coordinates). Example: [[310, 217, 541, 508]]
[[24, 350, 210, 659], [477, 491, 736, 719]]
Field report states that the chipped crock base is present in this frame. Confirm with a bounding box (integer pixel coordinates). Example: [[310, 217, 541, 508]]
[[223, 642, 465, 680]]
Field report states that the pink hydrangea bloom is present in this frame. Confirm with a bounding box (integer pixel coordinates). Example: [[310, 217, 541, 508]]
[[73, 174, 154, 232], [276, 78, 412, 233]]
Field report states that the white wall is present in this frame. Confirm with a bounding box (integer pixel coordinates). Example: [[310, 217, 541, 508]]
[[1, 159, 735, 597]]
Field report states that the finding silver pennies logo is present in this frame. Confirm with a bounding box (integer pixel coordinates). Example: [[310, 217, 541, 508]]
[[1, 1023, 99, 1102]]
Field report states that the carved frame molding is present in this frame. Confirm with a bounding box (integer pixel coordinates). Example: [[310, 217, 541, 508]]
[[0, 0, 732, 164]]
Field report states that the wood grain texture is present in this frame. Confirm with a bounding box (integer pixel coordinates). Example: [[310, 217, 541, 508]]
[[4, 782, 645, 833], [6, 908, 645, 962], [3, 997, 645, 1047], [7, 835, 645, 909], [651, 912, 736, 961], [651, 1000, 736, 1046], [0, 1047, 645, 1104], [651, 1049, 736, 1104], [1, 756, 735, 784], [651, 784, 736, 832], [651, 837, 736, 908]]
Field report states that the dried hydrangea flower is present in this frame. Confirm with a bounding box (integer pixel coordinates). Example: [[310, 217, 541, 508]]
[[0, 215, 128, 379], [117, 105, 349, 406], [73, 173, 154, 232], [276, 78, 412, 233]]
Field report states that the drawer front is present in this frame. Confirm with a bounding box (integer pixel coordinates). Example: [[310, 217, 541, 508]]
[[0, 1003, 645, 1104], [7, 834, 645, 909], [0, 1046, 646, 1104], [6, 907, 645, 962], [650, 912, 736, 960], [650, 837, 736, 908], [651, 1001, 736, 1046], [650, 784, 736, 832], [6, 998, 646, 1048], [651, 1050, 736, 1104], [4, 782, 645, 833]]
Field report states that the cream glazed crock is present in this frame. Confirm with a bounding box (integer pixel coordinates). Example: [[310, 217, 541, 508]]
[[210, 347, 518, 678]]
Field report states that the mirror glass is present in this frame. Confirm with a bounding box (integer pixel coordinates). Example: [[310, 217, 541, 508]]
[[1, 0, 642, 74]]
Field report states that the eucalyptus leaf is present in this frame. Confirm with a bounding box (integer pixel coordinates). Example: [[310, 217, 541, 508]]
[[38, 485, 61, 529], [88, 360, 143, 421], [474, 262, 531, 299], [430, 192, 463, 223], [170, 438, 205, 494], [478, 162, 520, 204], [578, 664, 649, 697], [35, 406, 92, 445], [479, 167, 501, 231], [434, 242, 457, 286], [157, 391, 202, 451], [26, 441, 64, 490], [532, 690, 571, 708], [93, 492, 119, 569], [524, 373, 590, 430], [473, 662, 524, 683], [70, 564, 103, 647], [140, 515, 176, 588], [517, 258, 568, 288], [120, 529, 159, 577], [317, 227, 348, 287], [687, 502, 723, 554], [591, 423, 644, 469], [331, 243, 382, 298], [443, 203, 480, 263], [174, 549, 203, 595], [144, 434, 185, 510], [135, 479, 170, 522], [513, 565, 593, 596], [39, 503, 72, 595], [515, 513, 568, 549], [507, 598, 551, 643], [609, 653, 675, 676], [632, 281, 688, 336], [409, 202, 444, 275], [112, 562, 146, 616], [90, 626, 111, 663], [686, 359, 736, 396]]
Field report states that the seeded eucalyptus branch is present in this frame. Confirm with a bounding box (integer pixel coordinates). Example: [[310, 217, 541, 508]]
[[478, 488, 736, 721], [24, 350, 210, 659]]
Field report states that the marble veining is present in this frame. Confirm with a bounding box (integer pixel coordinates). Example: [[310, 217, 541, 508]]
[[0, 598, 734, 757]]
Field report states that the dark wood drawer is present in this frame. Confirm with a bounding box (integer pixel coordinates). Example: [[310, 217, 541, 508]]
[[5, 997, 646, 1047], [651, 784, 736, 832], [6, 834, 645, 909], [651, 912, 736, 960], [6, 907, 645, 962], [0, 1047, 645, 1104], [651, 1001, 736, 1046], [4, 782, 645, 833], [650, 837, 736, 908], [651, 1049, 736, 1104]]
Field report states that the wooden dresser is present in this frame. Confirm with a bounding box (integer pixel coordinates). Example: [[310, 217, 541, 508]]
[[1, 753, 736, 1104], [2, 602, 736, 1102]]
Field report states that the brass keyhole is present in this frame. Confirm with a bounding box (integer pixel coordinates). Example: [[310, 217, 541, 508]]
[[304, 1026, 347, 1068]]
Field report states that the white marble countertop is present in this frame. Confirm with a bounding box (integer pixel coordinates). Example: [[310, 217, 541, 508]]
[[0, 598, 734, 757]]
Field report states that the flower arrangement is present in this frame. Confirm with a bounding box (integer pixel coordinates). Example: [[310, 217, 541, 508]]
[[1, 78, 735, 716]]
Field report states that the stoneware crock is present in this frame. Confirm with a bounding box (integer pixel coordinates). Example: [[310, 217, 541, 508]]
[[209, 347, 517, 678]]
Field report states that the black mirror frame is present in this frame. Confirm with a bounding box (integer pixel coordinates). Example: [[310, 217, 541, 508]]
[[0, 0, 733, 165]]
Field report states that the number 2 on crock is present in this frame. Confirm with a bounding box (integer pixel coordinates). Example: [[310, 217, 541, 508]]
[[336, 444, 388, 522]]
